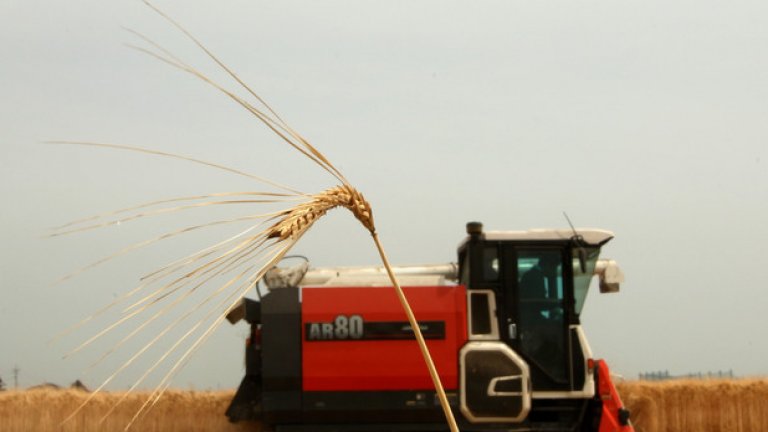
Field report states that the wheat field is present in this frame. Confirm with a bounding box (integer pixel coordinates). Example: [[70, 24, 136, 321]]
[[1, 379, 767, 431], [617, 379, 768, 432], [0, 388, 257, 432]]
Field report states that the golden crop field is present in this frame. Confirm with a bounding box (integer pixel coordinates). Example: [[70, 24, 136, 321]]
[[1, 379, 766, 432], [617, 379, 768, 432], [0, 389, 256, 432]]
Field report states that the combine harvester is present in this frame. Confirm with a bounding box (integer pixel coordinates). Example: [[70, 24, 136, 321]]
[[226, 222, 634, 432]]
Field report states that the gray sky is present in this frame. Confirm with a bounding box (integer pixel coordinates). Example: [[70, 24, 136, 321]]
[[1, 1, 767, 390]]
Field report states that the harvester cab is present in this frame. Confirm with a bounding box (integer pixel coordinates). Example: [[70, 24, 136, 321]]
[[226, 222, 632, 432]]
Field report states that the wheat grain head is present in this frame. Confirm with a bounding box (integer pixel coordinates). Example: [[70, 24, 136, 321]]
[[266, 185, 374, 241]]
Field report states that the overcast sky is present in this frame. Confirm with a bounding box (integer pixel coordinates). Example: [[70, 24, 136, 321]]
[[1, 1, 767, 390]]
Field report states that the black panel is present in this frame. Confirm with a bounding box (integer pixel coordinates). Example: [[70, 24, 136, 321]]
[[528, 398, 590, 427], [470, 293, 491, 335], [302, 391, 450, 424], [264, 391, 303, 424], [304, 320, 445, 341], [262, 288, 302, 418], [245, 325, 261, 375], [464, 350, 525, 419], [361, 321, 445, 340], [493, 377, 523, 394], [570, 328, 586, 391], [243, 297, 262, 324]]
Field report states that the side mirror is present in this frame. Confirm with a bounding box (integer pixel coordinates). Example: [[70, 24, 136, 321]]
[[578, 248, 587, 274]]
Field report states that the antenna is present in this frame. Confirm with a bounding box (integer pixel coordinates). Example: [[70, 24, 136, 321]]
[[563, 212, 581, 240], [563, 212, 587, 273]]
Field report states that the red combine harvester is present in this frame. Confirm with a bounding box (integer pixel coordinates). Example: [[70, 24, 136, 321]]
[[225, 222, 633, 432]]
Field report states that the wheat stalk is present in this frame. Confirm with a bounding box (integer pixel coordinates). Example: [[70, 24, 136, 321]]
[[54, 2, 460, 431]]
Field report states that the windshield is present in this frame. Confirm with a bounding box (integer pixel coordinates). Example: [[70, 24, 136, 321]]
[[573, 247, 600, 315]]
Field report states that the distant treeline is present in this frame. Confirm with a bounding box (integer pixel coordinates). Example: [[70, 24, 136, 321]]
[[638, 369, 734, 381]]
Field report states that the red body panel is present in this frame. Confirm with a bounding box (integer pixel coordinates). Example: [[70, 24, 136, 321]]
[[301, 285, 467, 391], [596, 359, 635, 432]]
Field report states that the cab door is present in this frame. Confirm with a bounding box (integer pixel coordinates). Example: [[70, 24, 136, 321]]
[[501, 247, 571, 392]]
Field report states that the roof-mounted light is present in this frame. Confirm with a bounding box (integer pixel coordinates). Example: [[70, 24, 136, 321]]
[[594, 259, 625, 293]]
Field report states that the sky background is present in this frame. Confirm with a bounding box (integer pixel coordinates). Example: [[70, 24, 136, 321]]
[[1, 1, 767, 390]]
